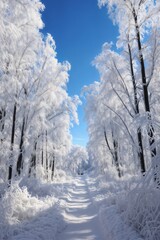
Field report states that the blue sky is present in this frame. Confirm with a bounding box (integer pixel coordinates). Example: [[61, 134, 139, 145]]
[[41, 0, 118, 146]]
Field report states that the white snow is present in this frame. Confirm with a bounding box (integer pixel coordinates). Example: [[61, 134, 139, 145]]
[[87, 174, 144, 240], [0, 179, 65, 240], [57, 176, 104, 240], [1, 174, 155, 240]]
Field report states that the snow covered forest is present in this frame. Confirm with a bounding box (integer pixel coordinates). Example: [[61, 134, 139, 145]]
[[1, 0, 160, 239]]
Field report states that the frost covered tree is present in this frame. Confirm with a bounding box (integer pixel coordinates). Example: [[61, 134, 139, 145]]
[[84, 77, 134, 177], [0, 0, 80, 185], [85, 0, 160, 179], [65, 145, 89, 175], [92, 43, 145, 175], [97, 0, 160, 179], [0, 0, 45, 183]]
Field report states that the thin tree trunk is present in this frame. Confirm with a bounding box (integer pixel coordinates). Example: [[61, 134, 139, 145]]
[[132, 6, 156, 159], [104, 129, 114, 159], [0, 108, 6, 143], [51, 155, 55, 181], [104, 129, 121, 177], [28, 141, 37, 177], [0, 108, 6, 132], [128, 43, 146, 174], [8, 103, 17, 184], [16, 117, 25, 175], [111, 129, 121, 178], [45, 130, 48, 180], [41, 133, 44, 166]]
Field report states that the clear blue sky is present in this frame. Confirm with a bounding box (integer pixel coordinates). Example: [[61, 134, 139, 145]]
[[41, 0, 118, 146]]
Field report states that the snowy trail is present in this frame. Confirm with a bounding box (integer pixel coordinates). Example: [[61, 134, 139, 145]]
[[57, 177, 104, 240]]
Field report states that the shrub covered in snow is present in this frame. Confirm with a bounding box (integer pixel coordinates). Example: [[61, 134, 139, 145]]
[[0, 182, 65, 240], [124, 186, 160, 239], [88, 171, 160, 240]]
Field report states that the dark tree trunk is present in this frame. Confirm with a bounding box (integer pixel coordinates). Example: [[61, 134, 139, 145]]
[[45, 130, 48, 180], [41, 133, 44, 166], [111, 129, 121, 178], [8, 103, 17, 184], [51, 155, 55, 181], [132, 6, 156, 159], [28, 141, 37, 177], [0, 108, 6, 132], [0, 108, 6, 144], [137, 130, 146, 173], [16, 117, 25, 175], [128, 43, 146, 174], [104, 129, 121, 177], [104, 129, 113, 156]]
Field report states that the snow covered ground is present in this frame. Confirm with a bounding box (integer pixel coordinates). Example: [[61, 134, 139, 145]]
[[0, 177, 69, 240], [87, 174, 144, 240], [57, 177, 104, 240], [1, 174, 156, 240]]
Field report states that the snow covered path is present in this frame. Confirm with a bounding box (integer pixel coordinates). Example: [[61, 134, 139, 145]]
[[57, 177, 104, 240]]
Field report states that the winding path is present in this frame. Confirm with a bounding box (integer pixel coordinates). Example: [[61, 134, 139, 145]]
[[57, 177, 104, 240]]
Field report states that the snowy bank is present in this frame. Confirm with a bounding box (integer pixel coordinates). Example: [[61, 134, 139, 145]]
[[87, 175, 144, 240], [99, 205, 143, 240], [0, 180, 66, 240]]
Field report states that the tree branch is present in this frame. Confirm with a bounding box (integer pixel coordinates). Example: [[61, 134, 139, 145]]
[[103, 103, 135, 146]]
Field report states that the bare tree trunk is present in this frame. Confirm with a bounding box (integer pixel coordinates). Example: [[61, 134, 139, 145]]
[[111, 129, 121, 177], [0, 108, 6, 132], [45, 130, 48, 180], [132, 6, 156, 159], [8, 103, 17, 184], [0, 108, 6, 145], [16, 117, 25, 175], [28, 141, 37, 177], [51, 155, 55, 181], [41, 133, 44, 166], [104, 128, 121, 177], [128, 43, 146, 174]]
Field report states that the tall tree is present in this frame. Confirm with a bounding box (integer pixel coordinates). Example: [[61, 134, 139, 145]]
[[0, 0, 80, 184], [98, 0, 160, 177]]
